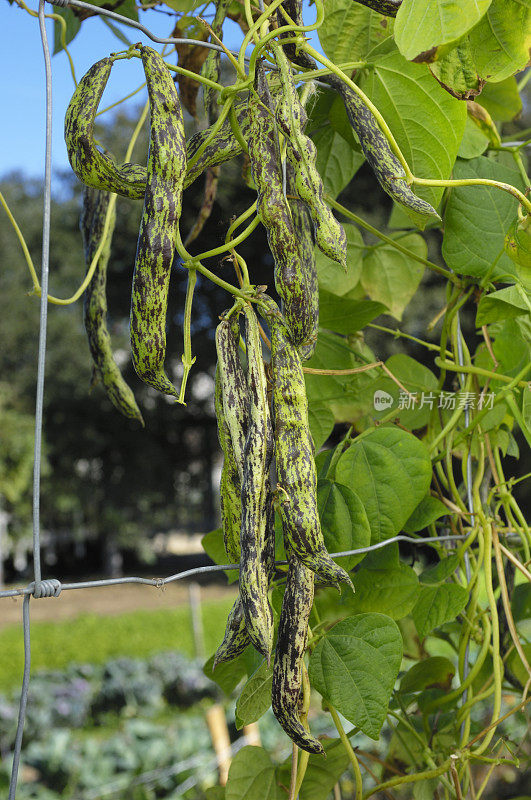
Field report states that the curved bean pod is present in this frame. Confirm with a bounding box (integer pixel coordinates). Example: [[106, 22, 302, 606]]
[[215, 317, 249, 479], [247, 63, 315, 348], [272, 546, 323, 754], [275, 47, 347, 267], [285, 163, 319, 361], [65, 57, 248, 200], [130, 45, 186, 398], [80, 186, 144, 425], [215, 360, 242, 564], [239, 305, 274, 662], [260, 296, 353, 590]]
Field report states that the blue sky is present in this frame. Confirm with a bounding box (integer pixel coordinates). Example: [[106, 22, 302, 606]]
[[1, 1, 285, 180]]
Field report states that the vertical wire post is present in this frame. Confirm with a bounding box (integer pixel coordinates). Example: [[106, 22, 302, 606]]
[[8, 596, 32, 800]]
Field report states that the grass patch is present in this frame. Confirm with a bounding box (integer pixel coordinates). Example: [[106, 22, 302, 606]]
[[0, 596, 236, 691]]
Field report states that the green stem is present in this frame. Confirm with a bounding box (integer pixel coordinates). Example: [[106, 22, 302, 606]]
[[362, 758, 456, 799], [302, 43, 412, 181], [434, 358, 530, 389], [368, 323, 452, 355], [412, 176, 531, 215], [178, 268, 197, 405], [326, 196, 458, 282], [195, 214, 261, 261], [186, 97, 234, 176], [328, 705, 363, 798]]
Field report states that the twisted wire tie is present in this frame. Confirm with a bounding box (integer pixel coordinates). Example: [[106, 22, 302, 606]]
[[30, 578, 62, 598]]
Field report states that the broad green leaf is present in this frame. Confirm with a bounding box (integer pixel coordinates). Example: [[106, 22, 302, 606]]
[[225, 746, 281, 800], [507, 643, 531, 687], [309, 613, 402, 738], [347, 563, 420, 619], [235, 661, 272, 729], [414, 778, 442, 800], [475, 318, 531, 385], [319, 0, 394, 62], [205, 788, 226, 800], [469, 0, 531, 83], [400, 656, 456, 693], [420, 555, 460, 584], [101, 17, 132, 46], [458, 116, 489, 159], [204, 650, 247, 695], [394, 0, 491, 62], [335, 426, 432, 542], [361, 234, 426, 320], [316, 224, 364, 296], [404, 495, 448, 533], [319, 291, 387, 334], [512, 583, 531, 648], [308, 403, 335, 451], [304, 332, 377, 423], [442, 156, 523, 280], [429, 38, 483, 99], [477, 77, 523, 121], [317, 479, 371, 569], [202, 528, 238, 583], [368, 353, 439, 430], [361, 46, 466, 209], [476, 285, 531, 326], [53, 8, 81, 53], [276, 738, 349, 800], [412, 584, 468, 638], [312, 127, 365, 199]]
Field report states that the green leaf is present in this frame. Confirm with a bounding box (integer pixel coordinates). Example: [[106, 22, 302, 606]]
[[276, 739, 349, 800], [319, 0, 394, 62], [412, 584, 468, 638], [235, 661, 273, 729], [202, 528, 238, 583], [361, 234, 426, 320], [312, 127, 365, 199], [225, 746, 281, 800], [442, 155, 524, 280], [394, 0, 491, 62], [475, 318, 531, 385], [429, 38, 484, 99], [477, 77, 523, 121], [476, 285, 531, 326], [458, 116, 489, 159], [420, 554, 460, 584], [368, 353, 439, 430], [403, 495, 448, 533], [304, 332, 376, 423], [361, 46, 467, 210], [101, 17, 132, 46], [53, 8, 81, 54], [308, 403, 335, 451], [204, 650, 247, 695], [400, 656, 456, 693], [309, 613, 402, 739], [317, 479, 371, 569], [205, 787, 226, 800], [335, 427, 432, 542], [468, 0, 531, 83], [507, 643, 531, 687], [348, 563, 420, 619], [316, 224, 364, 296], [319, 291, 387, 334]]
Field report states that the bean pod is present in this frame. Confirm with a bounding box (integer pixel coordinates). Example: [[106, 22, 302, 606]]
[[129, 46, 187, 398], [80, 186, 144, 425], [272, 546, 323, 754]]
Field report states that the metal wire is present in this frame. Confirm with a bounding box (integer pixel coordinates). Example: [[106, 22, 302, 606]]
[[46, 0, 244, 57]]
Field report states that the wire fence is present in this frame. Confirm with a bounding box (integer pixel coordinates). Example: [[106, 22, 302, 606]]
[[0, 2, 502, 797]]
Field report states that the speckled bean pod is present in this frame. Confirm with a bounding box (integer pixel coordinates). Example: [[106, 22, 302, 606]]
[[81, 186, 144, 425], [129, 45, 186, 398]]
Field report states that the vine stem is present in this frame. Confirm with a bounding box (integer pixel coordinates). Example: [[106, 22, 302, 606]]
[[328, 705, 363, 798], [434, 358, 531, 389], [362, 757, 457, 799], [301, 43, 413, 181], [177, 266, 197, 405], [412, 176, 531, 215], [325, 196, 458, 283]]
